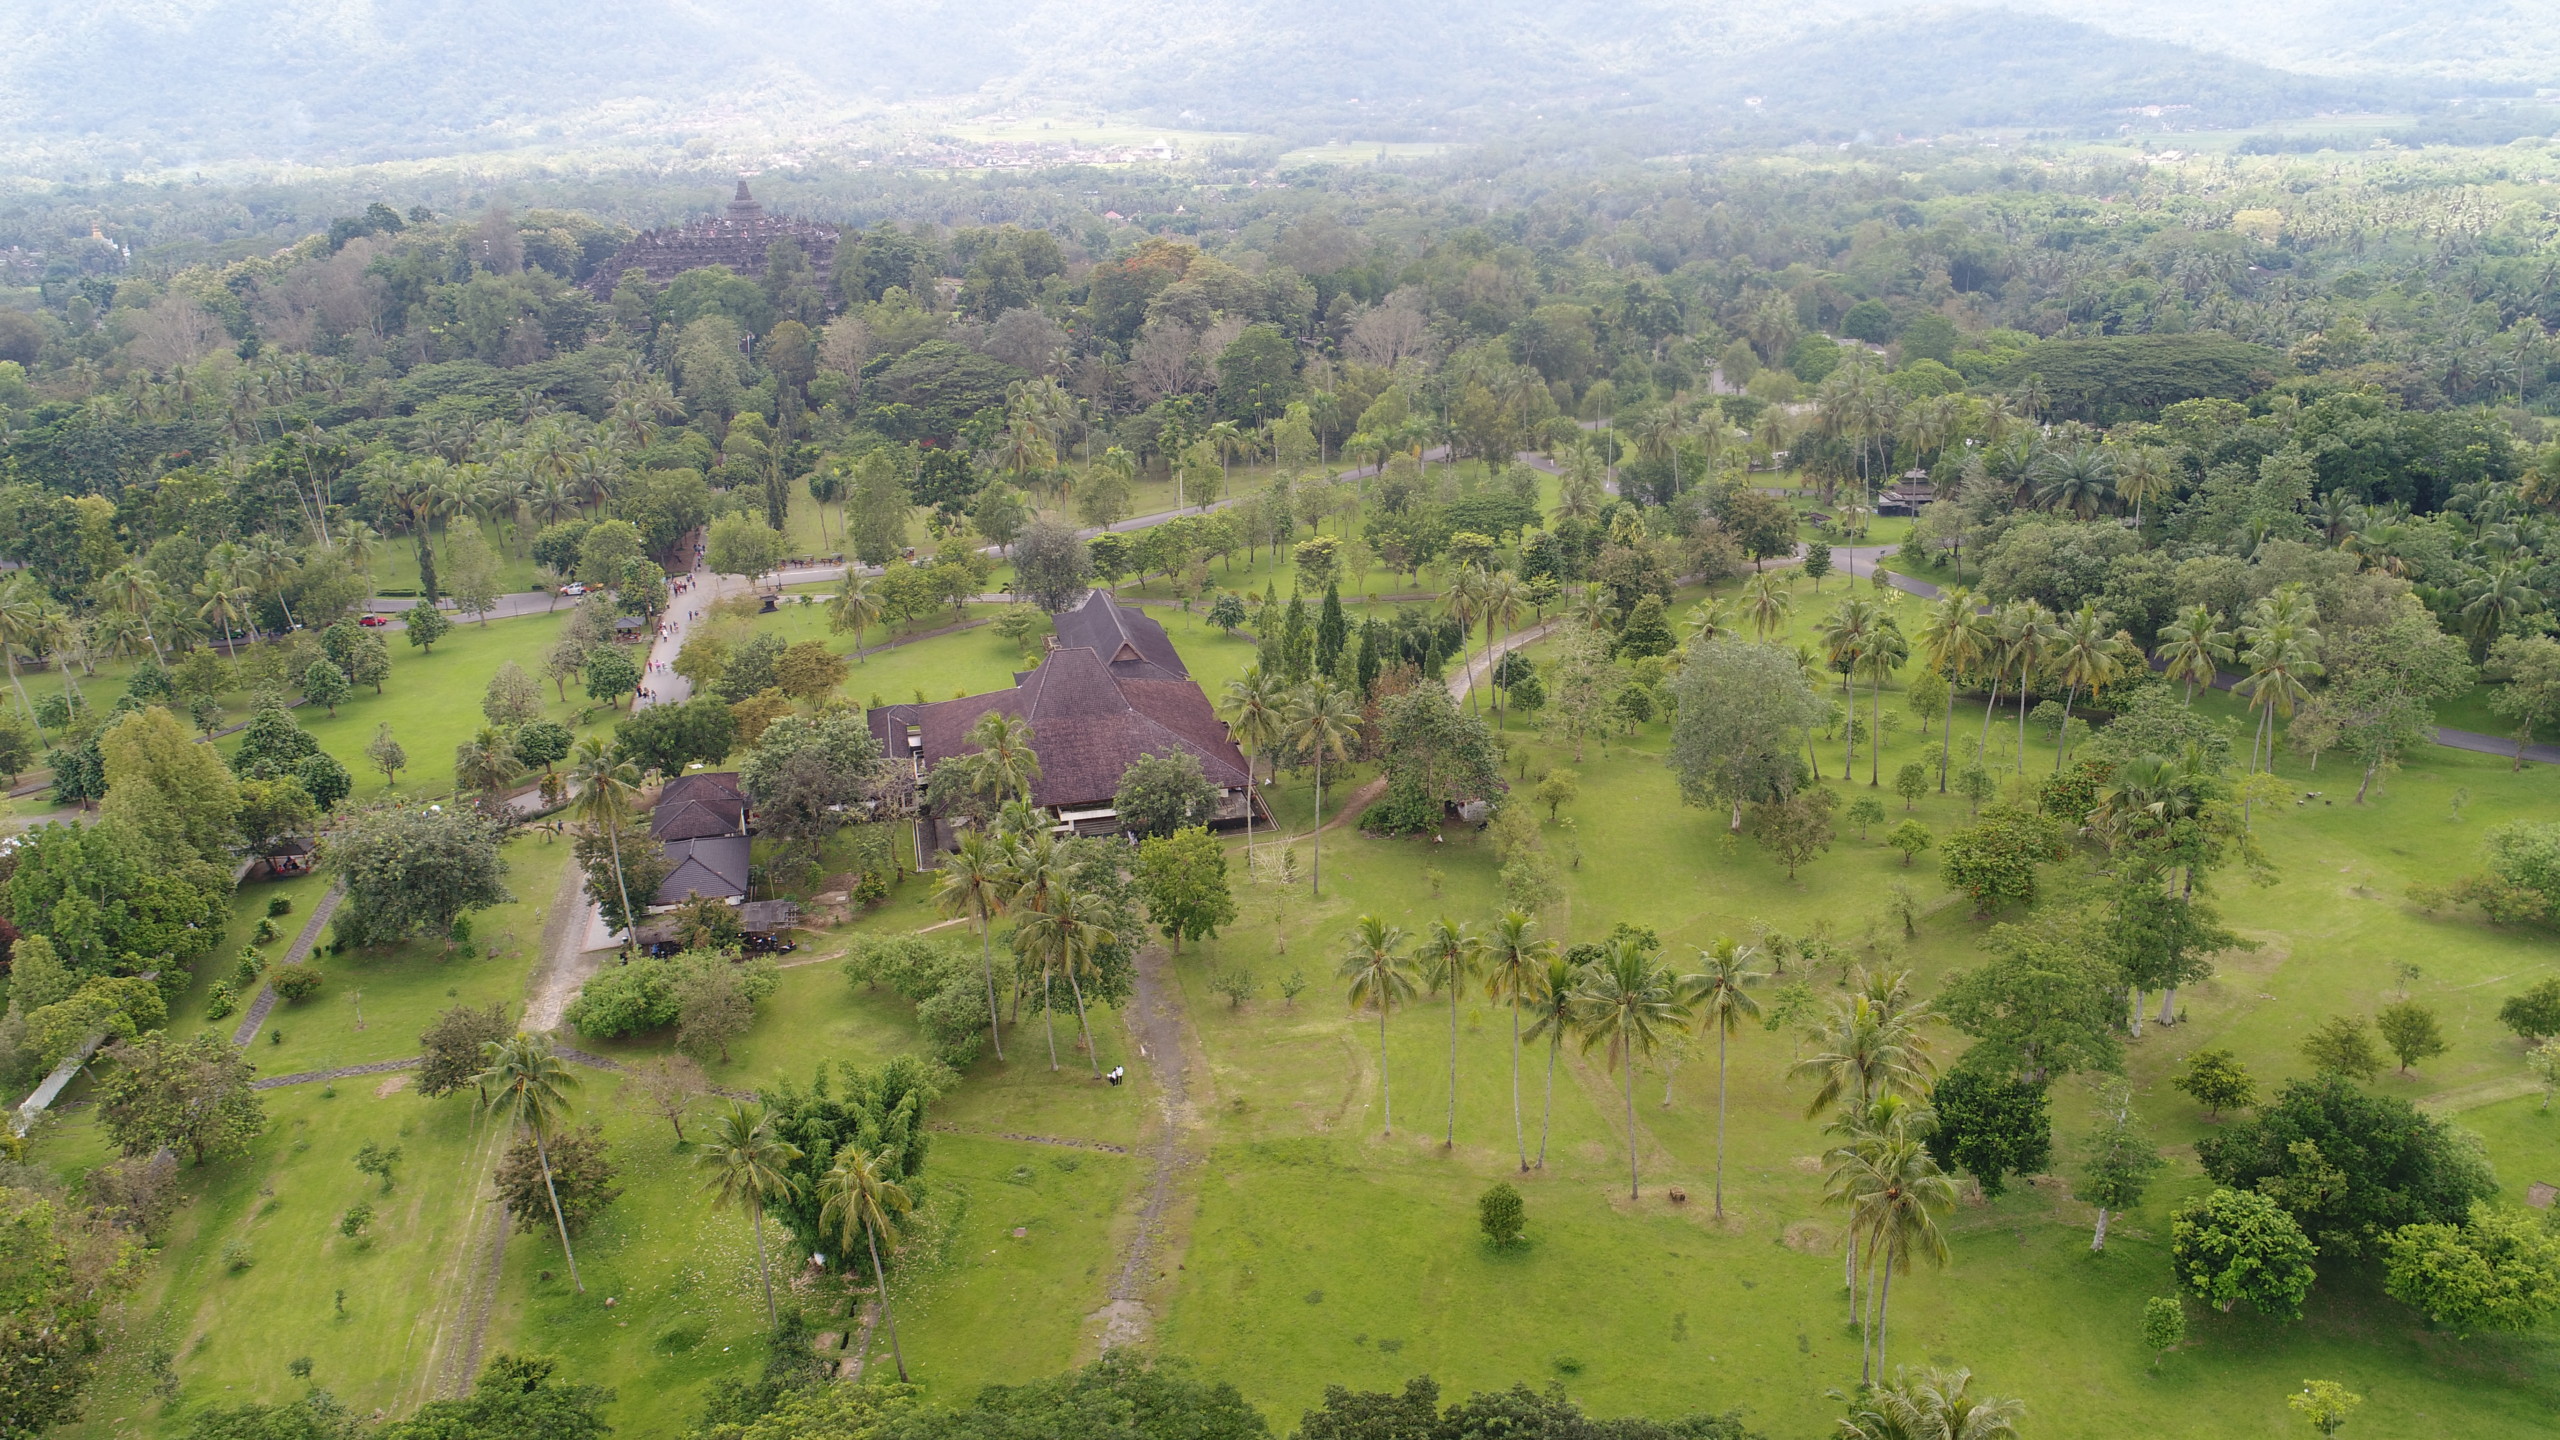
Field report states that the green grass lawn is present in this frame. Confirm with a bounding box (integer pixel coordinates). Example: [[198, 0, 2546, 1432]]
[[7, 607, 610, 822], [35, 532, 2560, 1440], [367, 520, 547, 598]]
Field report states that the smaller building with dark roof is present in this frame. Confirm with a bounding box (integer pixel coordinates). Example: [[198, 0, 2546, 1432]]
[[650, 771, 753, 906]]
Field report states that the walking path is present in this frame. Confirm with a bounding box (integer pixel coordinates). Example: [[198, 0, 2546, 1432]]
[[9, 1034, 106, 1137], [250, 1057, 418, 1091], [524, 851, 607, 1032], [1825, 544, 2559, 766], [1087, 941, 1201, 1350], [232, 880, 343, 1046]]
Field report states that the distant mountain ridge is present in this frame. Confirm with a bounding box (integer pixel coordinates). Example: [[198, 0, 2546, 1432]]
[[0, 0, 2543, 174]]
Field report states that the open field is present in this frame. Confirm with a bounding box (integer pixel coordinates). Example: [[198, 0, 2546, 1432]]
[[28, 537, 2560, 1440]]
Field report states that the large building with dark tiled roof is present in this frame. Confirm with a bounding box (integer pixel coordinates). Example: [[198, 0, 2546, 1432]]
[[868, 590, 1266, 852]]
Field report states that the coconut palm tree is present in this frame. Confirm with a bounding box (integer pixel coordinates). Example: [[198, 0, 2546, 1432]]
[[1000, 831, 1073, 1068], [102, 565, 170, 666], [1742, 571, 1796, 641], [818, 1145, 914, 1382], [1572, 937, 1687, 1198], [2235, 593, 2323, 775], [2114, 445, 2173, 530], [1282, 680, 1360, 898], [472, 1033, 586, 1292], [1816, 596, 1876, 700], [1480, 570, 1529, 717], [2460, 561, 2540, 662], [0, 575, 51, 725], [1792, 984, 1938, 1296], [566, 736, 644, 946], [455, 725, 519, 804], [1835, 1107, 1957, 1383], [1833, 1365, 2023, 1440], [966, 711, 1041, 807], [829, 572, 885, 661], [1481, 911, 1556, 1173], [2156, 604, 2233, 705], [1556, 443, 1607, 522], [1012, 881, 1116, 1078], [695, 1103, 802, 1323], [1339, 916, 1416, 1135], [934, 830, 1011, 1062], [2048, 603, 2132, 771], [1684, 597, 1737, 648], [1856, 611, 1909, 786], [1681, 938, 1765, 1218], [1220, 667, 1286, 862], [1991, 600, 2059, 775], [1444, 565, 1493, 709], [1520, 950, 1582, 1169], [1817, 597, 1879, 777], [1914, 588, 1988, 790], [2030, 443, 2115, 519], [1417, 917, 1482, 1149]]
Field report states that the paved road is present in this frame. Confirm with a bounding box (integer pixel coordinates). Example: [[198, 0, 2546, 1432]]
[[1824, 544, 2556, 766], [361, 591, 564, 626]]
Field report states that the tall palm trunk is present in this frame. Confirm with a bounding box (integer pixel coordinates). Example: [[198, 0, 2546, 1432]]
[[2016, 678, 2032, 773], [1623, 1051, 1640, 1199], [1510, 1000, 1526, 1172], [532, 1127, 585, 1292], [1869, 673, 1885, 785], [1939, 676, 1956, 790], [864, 1225, 908, 1382], [1064, 963, 1101, 1079], [979, 916, 1004, 1062], [1310, 752, 1326, 898], [1874, 1251, 1895, 1381], [2054, 684, 2080, 773], [603, 822, 637, 950], [1444, 980, 1460, 1147], [752, 1204, 775, 1322], [1241, 749, 1256, 865], [1043, 972, 1059, 1070], [1713, 1027, 1731, 1218], [1538, 1029, 1559, 1166], [1977, 667, 2004, 762], [1377, 1003, 1394, 1135], [2, 654, 32, 728]]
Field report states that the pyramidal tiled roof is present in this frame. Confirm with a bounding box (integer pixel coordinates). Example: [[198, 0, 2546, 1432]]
[[868, 591, 1249, 811]]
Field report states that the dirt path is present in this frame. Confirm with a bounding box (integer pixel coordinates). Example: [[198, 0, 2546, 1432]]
[[521, 850, 601, 1033], [1086, 943, 1205, 1350], [404, 1110, 514, 1406]]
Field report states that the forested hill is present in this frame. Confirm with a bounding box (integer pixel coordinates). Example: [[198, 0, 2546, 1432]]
[[0, 0, 2522, 174]]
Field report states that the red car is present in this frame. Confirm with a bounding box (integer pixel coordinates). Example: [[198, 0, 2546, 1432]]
[[358, 614, 391, 627]]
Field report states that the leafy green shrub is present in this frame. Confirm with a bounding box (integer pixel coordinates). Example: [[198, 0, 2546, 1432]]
[[267, 895, 294, 918], [566, 948, 778, 1038], [204, 983, 238, 1022], [1478, 1182, 1525, 1247], [271, 964, 325, 1003]]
